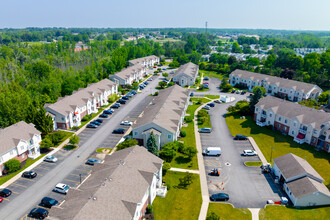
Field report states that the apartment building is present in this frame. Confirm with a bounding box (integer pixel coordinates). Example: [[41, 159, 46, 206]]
[[273, 153, 330, 207], [132, 85, 190, 150], [109, 64, 146, 86], [0, 121, 41, 176], [128, 55, 159, 68], [45, 79, 117, 130], [48, 146, 164, 220], [229, 69, 322, 102], [172, 62, 199, 87], [255, 96, 330, 152]]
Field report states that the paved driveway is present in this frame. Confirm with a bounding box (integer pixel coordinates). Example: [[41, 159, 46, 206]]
[[0, 76, 161, 220], [200, 84, 281, 208]]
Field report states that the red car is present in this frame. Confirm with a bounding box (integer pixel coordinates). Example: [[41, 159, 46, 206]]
[[0, 197, 3, 203]]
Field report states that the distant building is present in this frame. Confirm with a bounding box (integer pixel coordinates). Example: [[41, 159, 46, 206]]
[[48, 145, 164, 220], [273, 153, 330, 207], [109, 65, 146, 86], [132, 85, 190, 149], [172, 62, 199, 87], [128, 55, 159, 68], [74, 41, 90, 52], [0, 121, 41, 176], [229, 69, 322, 102], [45, 79, 117, 130], [255, 96, 330, 152]]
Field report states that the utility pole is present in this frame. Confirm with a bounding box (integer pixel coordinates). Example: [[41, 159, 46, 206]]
[[205, 21, 208, 34]]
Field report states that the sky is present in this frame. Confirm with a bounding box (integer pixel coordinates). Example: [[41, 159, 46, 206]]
[[1, 0, 330, 30]]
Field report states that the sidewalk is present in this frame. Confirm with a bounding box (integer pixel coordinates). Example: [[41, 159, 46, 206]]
[[169, 167, 200, 174], [249, 208, 260, 220], [194, 103, 211, 220], [247, 137, 268, 165]]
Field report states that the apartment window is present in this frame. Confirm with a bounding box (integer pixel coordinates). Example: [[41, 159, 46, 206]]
[[294, 122, 297, 127], [21, 145, 24, 150], [284, 127, 287, 131], [278, 124, 280, 128], [285, 119, 287, 124], [62, 117, 65, 121], [10, 150, 14, 155], [168, 135, 172, 139], [134, 132, 138, 135], [292, 131, 294, 135], [279, 117, 281, 121], [255, 107, 258, 112], [269, 113, 272, 117]]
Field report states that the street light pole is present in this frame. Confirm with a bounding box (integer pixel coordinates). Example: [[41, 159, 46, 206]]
[[79, 174, 82, 184]]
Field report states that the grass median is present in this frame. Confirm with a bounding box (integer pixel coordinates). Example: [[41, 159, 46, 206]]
[[207, 203, 251, 220]]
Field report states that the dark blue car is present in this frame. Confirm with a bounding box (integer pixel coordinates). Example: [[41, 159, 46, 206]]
[[99, 113, 109, 118], [103, 110, 113, 114], [207, 103, 215, 107], [122, 96, 129, 100], [91, 120, 101, 126]]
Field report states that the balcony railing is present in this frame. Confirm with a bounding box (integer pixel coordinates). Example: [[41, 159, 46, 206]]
[[299, 128, 307, 135], [257, 121, 266, 127], [294, 137, 305, 144]]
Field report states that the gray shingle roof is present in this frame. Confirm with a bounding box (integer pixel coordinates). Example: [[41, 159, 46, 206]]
[[273, 153, 324, 182], [132, 85, 190, 133], [256, 96, 330, 129], [286, 176, 330, 198], [111, 64, 144, 80], [0, 121, 40, 155], [45, 79, 116, 116], [48, 146, 163, 220], [129, 55, 158, 65], [231, 69, 320, 93], [173, 62, 198, 78]]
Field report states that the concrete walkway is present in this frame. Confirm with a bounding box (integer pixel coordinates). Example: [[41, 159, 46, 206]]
[[248, 208, 260, 220], [169, 167, 200, 174], [194, 103, 211, 220], [247, 137, 268, 165]]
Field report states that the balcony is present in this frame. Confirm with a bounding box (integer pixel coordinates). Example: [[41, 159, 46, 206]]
[[156, 184, 167, 197], [257, 120, 266, 127], [294, 133, 305, 144], [299, 128, 307, 135]]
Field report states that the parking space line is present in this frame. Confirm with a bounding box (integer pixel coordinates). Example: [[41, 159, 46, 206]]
[[20, 177, 35, 182], [38, 173, 43, 176], [20, 214, 28, 220], [12, 191, 19, 194], [3, 197, 10, 201], [76, 168, 90, 173], [37, 205, 50, 209], [70, 174, 86, 178], [64, 179, 80, 184], [36, 166, 49, 170], [12, 183, 27, 188]]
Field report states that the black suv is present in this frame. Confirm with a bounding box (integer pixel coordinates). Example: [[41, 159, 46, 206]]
[[41, 197, 59, 208], [29, 208, 49, 219], [234, 135, 248, 140], [0, 189, 12, 197]]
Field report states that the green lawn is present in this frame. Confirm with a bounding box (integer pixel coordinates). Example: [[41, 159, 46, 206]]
[[96, 148, 112, 154], [225, 114, 330, 189], [199, 70, 225, 80], [197, 109, 212, 129], [204, 95, 220, 99], [259, 205, 330, 220], [153, 171, 202, 220], [244, 161, 262, 167], [190, 97, 210, 104], [207, 203, 251, 220], [0, 153, 45, 185], [196, 87, 210, 92]]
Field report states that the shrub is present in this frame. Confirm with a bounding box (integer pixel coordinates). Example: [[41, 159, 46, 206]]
[[48, 131, 68, 146], [69, 135, 80, 145], [5, 159, 21, 173], [184, 116, 193, 123], [178, 172, 194, 188], [206, 211, 220, 220], [162, 162, 171, 176], [182, 146, 197, 160], [180, 130, 187, 137], [40, 138, 54, 149], [116, 139, 138, 151], [146, 204, 153, 214], [159, 143, 177, 162], [153, 92, 159, 96], [82, 115, 90, 121]]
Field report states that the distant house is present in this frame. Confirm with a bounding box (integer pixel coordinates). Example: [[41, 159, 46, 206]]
[[229, 69, 322, 102], [45, 79, 117, 130], [128, 55, 159, 68], [48, 145, 164, 220], [172, 62, 199, 87], [0, 121, 41, 176], [255, 96, 330, 152], [74, 41, 90, 52], [273, 153, 330, 207], [132, 85, 190, 149], [109, 64, 146, 86]]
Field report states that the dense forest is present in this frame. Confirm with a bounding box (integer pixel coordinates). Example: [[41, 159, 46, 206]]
[[0, 28, 329, 129]]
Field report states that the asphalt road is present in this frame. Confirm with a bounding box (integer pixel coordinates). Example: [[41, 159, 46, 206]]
[[199, 77, 281, 208], [0, 75, 160, 220]]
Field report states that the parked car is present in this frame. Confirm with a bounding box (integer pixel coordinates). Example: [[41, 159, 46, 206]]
[[147, 78, 153, 81], [44, 155, 58, 163], [198, 127, 212, 133], [0, 197, 3, 203], [120, 121, 133, 126], [29, 208, 49, 219], [113, 128, 125, 134], [202, 147, 221, 156], [236, 90, 241, 94], [99, 113, 110, 118], [22, 171, 37, 179], [86, 158, 103, 166], [234, 135, 248, 140], [112, 103, 121, 108], [162, 68, 166, 70], [40, 197, 58, 208], [153, 66, 157, 68], [231, 89, 236, 93], [117, 99, 126, 104], [243, 150, 258, 156], [204, 76, 209, 80], [202, 105, 210, 110], [123, 96, 130, 100], [210, 193, 229, 201], [131, 90, 137, 95], [0, 189, 12, 197], [241, 91, 246, 95], [190, 92, 194, 97], [210, 168, 220, 176], [91, 120, 101, 126], [126, 93, 133, 98], [96, 119, 103, 123], [207, 103, 215, 107], [53, 183, 70, 194], [203, 82, 209, 85], [87, 123, 98, 128], [143, 81, 149, 85], [214, 100, 221, 104]]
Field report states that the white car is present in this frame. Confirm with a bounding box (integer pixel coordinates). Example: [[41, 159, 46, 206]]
[[53, 183, 70, 194], [243, 150, 258, 156], [120, 121, 133, 126], [44, 155, 58, 163]]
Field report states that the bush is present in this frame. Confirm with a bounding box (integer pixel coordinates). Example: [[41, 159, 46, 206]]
[[48, 131, 68, 146], [153, 92, 159, 96], [69, 134, 80, 145], [180, 130, 187, 137], [146, 204, 153, 214], [184, 116, 193, 123], [178, 172, 194, 189], [116, 139, 138, 151], [206, 211, 220, 220], [182, 146, 197, 160], [82, 115, 90, 121], [162, 162, 171, 176], [159, 143, 177, 162], [40, 138, 54, 149], [5, 159, 21, 173]]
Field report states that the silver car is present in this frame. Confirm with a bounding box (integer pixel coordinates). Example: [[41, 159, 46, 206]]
[[198, 127, 212, 133], [44, 155, 58, 163]]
